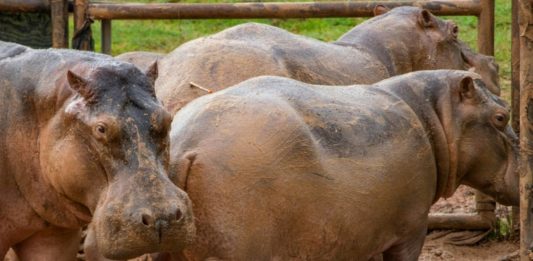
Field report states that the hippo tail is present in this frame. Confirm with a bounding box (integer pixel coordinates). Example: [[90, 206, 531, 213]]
[[171, 151, 198, 192]]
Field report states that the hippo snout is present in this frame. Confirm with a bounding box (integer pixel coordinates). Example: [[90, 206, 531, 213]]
[[130, 200, 189, 242], [92, 173, 196, 259], [139, 206, 183, 228]]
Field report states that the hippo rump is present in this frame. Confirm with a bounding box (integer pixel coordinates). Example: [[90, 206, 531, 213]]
[[0, 41, 195, 260], [168, 71, 518, 260], [155, 6, 500, 115]]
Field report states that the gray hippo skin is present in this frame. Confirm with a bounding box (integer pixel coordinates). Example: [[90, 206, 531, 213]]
[[0, 41, 195, 260], [156, 6, 500, 115], [169, 71, 517, 260]]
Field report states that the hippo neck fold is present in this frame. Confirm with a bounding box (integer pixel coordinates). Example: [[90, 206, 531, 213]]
[[376, 75, 459, 202], [334, 21, 416, 77], [12, 64, 93, 229]]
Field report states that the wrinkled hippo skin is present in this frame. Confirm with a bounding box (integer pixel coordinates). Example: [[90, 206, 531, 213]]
[[168, 71, 517, 260], [0, 41, 195, 260], [155, 6, 500, 115], [115, 51, 165, 72]]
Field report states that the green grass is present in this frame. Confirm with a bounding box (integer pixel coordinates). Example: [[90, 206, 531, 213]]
[[88, 0, 513, 100]]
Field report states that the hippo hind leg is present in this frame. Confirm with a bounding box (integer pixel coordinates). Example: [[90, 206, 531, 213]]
[[382, 227, 426, 261]]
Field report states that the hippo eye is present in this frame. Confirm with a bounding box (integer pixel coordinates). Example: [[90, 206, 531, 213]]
[[93, 123, 109, 140], [96, 124, 106, 134], [492, 113, 508, 130]]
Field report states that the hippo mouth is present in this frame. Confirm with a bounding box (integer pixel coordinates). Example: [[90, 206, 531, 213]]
[[496, 127, 519, 206]]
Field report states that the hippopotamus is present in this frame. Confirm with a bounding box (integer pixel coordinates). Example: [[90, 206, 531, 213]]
[[0, 41, 195, 260], [168, 70, 518, 260], [115, 51, 165, 72], [153, 6, 500, 115]]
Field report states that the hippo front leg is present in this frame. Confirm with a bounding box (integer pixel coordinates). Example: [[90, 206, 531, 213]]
[[382, 227, 426, 261], [12, 226, 81, 261]]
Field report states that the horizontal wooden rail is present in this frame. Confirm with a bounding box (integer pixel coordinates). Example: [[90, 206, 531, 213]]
[[0, 0, 50, 13], [88, 0, 481, 20], [428, 213, 494, 230]]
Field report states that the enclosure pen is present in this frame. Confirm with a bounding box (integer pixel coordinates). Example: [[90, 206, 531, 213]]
[[8, 0, 533, 256]]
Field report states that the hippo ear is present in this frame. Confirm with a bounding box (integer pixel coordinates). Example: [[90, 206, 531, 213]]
[[418, 9, 434, 28], [144, 61, 158, 87], [67, 70, 96, 102], [373, 5, 390, 16], [459, 76, 476, 101]]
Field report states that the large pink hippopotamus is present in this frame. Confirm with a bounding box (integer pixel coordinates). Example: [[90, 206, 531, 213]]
[[0, 41, 195, 260], [168, 70, 517, 260], [148, 6, 500, 115]]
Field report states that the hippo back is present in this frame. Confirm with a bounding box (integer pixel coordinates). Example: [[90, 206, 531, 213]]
[[156, 23, 386, 114], [156, 7, 500, 115], [169, 71, 516, 259]]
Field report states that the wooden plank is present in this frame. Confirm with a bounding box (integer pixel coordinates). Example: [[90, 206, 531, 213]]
[[0, 0, 49, 13], [519, 0, 533, 259], [101, 19, 111, 54], [428, 213, 493, 230], [474, 0, 496, 230], [51, 0, 69, 48], [513, 0, 521, 132], [88, 0, 481, 20], [72, 0, 93, 51]]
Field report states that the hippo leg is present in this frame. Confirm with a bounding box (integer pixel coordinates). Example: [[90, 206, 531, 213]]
[[12, 226, 80, 261], [382, 227, 426, 261]]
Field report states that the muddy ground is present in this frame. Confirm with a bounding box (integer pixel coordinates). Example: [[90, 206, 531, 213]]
[[421, 186, 519, 261], [4, 186, 519, 261]]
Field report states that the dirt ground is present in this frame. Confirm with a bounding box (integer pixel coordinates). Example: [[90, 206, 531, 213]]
[[421, 186, 519, 261], [4, 186, 519, 261]]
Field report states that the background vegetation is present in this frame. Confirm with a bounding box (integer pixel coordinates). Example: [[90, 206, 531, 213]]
[[87, 0, 512, 99]]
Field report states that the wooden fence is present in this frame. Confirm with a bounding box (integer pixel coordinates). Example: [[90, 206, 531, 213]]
[[12, 0, 533, 258]]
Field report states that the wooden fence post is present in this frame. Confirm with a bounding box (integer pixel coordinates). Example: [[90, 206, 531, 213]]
[[475, 0, 497, 227], [101, 19, 111, 54], [519, 0, 533, 260], [72, 0, 93, 50], [512, 0, 521, 237], [51, 0, 68, 48]]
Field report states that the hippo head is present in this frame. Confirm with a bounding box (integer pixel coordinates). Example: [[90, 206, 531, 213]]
[[336, 6, 500, 95], [39, 61, 195, 259], [432, 71, 518, 206]]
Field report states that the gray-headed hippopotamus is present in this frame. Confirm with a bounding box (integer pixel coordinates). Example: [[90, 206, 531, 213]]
[[0, 41, 195, 260], [168, 70, 518, 260], [153, 6, 500, 115]]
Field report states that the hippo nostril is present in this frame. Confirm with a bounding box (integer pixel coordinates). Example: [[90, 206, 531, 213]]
[[141, 213, 155, 226], [175, 208, 183, 221]]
